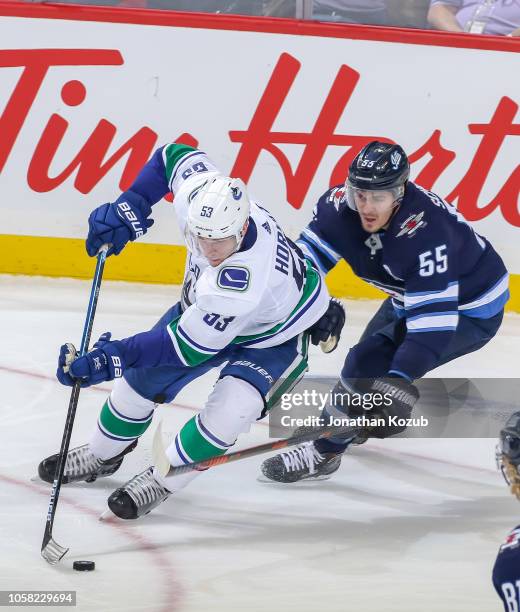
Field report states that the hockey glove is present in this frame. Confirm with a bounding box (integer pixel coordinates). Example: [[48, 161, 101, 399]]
[[86, 191, 154, 257], [309, 299, 346, 353], [56, 333, 126, 388], [333, 376, 419, 439]]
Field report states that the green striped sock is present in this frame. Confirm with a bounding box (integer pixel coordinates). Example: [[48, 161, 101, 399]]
[[98, 398, 153, 442], [177, 415, 230, 462]]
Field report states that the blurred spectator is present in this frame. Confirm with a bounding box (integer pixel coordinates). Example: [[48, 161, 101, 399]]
[[119, 0, 278, 13], [35, 0, 296, 16], [387, 0, 431, 28], [428, 0, 520, 36], [312, 0, 388, 26]]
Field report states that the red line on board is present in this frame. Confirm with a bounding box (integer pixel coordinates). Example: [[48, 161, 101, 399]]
[[0, 2, 518, 53]]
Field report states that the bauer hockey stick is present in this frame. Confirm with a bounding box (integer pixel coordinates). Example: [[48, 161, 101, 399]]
[[152, 419, 363, 479], [41, 244, 109, 565]]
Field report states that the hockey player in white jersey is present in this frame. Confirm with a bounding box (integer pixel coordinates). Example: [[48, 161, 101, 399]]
[[37, 143, 333, 519]]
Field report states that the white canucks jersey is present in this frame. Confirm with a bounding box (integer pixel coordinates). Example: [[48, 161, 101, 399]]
[[143, 144, 330, 367]]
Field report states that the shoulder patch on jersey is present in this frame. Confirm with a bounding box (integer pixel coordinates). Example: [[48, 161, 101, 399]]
[[500, 527, 520, 552], [396, 211, 427, 238], [327, 186, 347, 212], [217, 266, 250, 292]]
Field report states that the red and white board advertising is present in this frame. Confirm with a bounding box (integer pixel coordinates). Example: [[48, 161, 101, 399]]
[[0, 4, 518, 283]]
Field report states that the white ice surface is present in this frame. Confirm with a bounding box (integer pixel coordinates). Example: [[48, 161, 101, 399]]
[[1, 275, 519, 612]]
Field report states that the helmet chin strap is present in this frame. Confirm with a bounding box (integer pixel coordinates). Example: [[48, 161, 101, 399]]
[[377, 198, 402, 231], [388, 199, 402, 222], [382, 185, 406, 228]]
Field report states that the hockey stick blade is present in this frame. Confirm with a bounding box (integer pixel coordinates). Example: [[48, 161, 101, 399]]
[[41, 535, 68, 565], [152, 421, 171, 478]]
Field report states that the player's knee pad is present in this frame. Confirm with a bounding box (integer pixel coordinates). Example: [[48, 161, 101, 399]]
[[110, 377, 156, 418], [200, 376, 264, 445]]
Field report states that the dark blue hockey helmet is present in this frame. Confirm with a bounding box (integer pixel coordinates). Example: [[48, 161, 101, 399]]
[[345, 141, 410, 212], [500, 412, 520, 464], [347, 141, 410, 190], [497, 411, 520, 499]]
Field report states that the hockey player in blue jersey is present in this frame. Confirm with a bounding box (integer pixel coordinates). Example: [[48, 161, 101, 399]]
[[261, 140, 509, 483], [494, 412, 520, 612]]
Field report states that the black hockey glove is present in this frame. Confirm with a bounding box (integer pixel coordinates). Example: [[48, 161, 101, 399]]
[[309, 298, 346, 353], [333, 376, 419, 439]]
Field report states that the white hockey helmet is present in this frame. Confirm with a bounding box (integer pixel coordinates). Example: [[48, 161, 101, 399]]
[[185, 175, 251, 265]]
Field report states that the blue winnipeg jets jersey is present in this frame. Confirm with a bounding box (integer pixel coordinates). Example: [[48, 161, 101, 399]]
[[493, 525, 520, 612], [298, 181, 509, 380]]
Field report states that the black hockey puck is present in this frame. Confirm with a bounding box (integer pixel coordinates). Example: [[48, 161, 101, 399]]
[[73, 560, 95, 571]]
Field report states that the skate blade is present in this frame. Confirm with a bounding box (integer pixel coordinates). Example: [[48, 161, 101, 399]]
[[256, 473, 334, 484], [98, 509, 115, 522]]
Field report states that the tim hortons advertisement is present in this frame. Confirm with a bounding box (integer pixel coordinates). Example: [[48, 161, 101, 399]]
[[0, 13, 518, 271]]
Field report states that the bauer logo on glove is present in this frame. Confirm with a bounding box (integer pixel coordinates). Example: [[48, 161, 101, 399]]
[[86, 191, 154, 257], [116, 201, 146, 239]]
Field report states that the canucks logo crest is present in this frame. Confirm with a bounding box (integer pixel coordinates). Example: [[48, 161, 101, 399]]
[[217, 266, 250, 292]]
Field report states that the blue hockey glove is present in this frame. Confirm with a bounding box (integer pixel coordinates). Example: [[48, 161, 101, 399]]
[[86, 191, 154, 257], [56, 333, 126, 388], [309, 298, 346, 353]]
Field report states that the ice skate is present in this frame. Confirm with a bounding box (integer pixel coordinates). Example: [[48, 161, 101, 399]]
[[107, 467, 170, 519], [38, 440, 137, 484], [259, 442, 342, 483]]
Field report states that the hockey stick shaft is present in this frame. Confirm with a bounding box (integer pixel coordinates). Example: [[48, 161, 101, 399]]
[[41, 245, 108, 564], [156, 421, 362, 478]]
